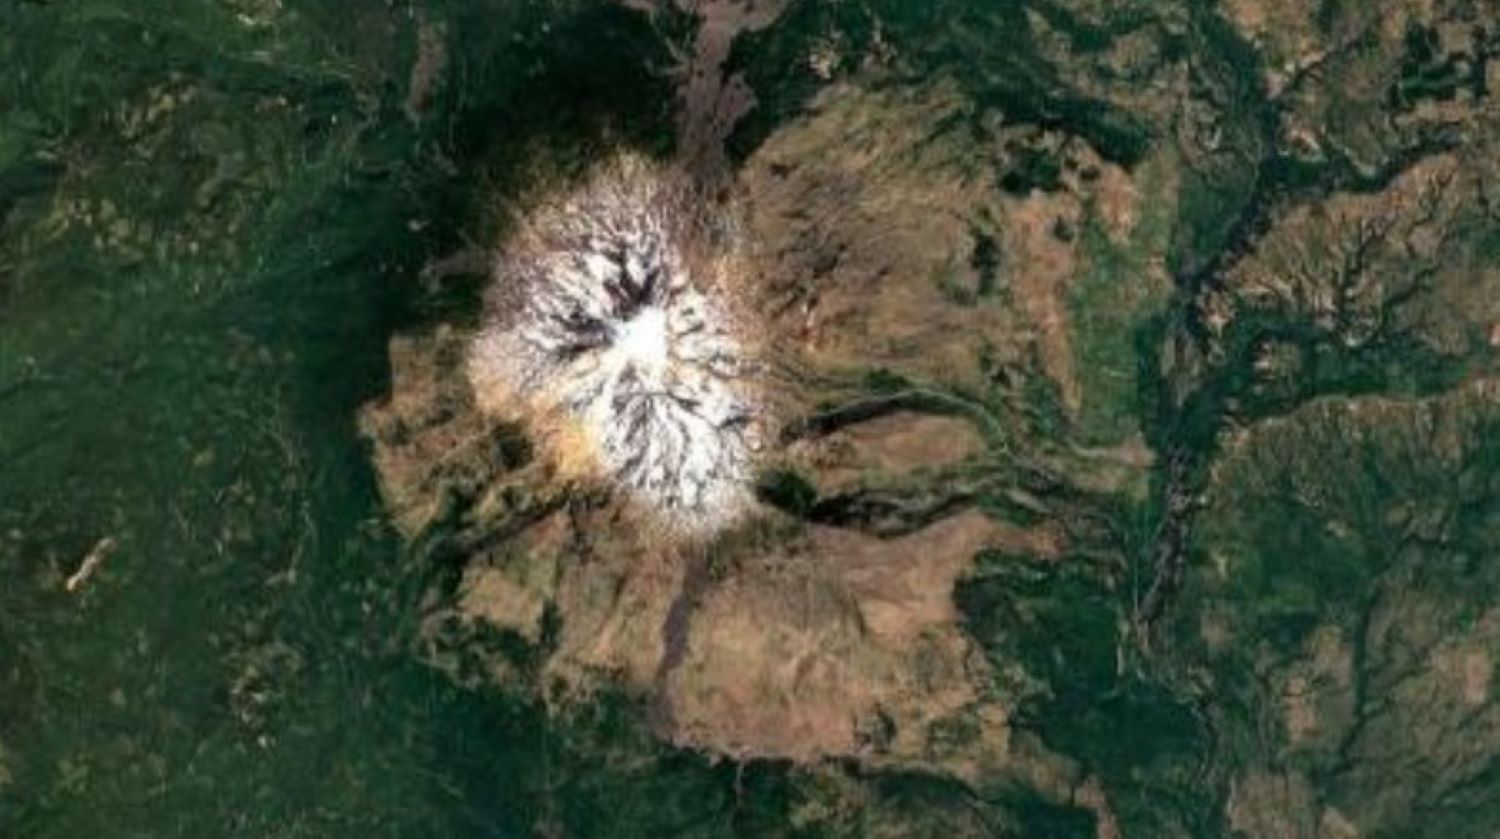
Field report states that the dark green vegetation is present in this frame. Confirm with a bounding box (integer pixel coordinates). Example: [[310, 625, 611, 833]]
[[0, 1, 738, 835], [5, 0, 1500, 837]]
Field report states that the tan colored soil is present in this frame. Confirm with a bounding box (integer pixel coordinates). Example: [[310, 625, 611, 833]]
[[666, 510, 1012, 765], [791, 411, 986, 489]]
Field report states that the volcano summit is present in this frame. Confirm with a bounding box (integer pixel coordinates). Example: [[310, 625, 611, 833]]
[[468, 157, 763, 535]]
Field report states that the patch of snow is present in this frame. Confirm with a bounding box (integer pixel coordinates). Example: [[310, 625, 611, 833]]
[[469, 157, 761, 534]]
